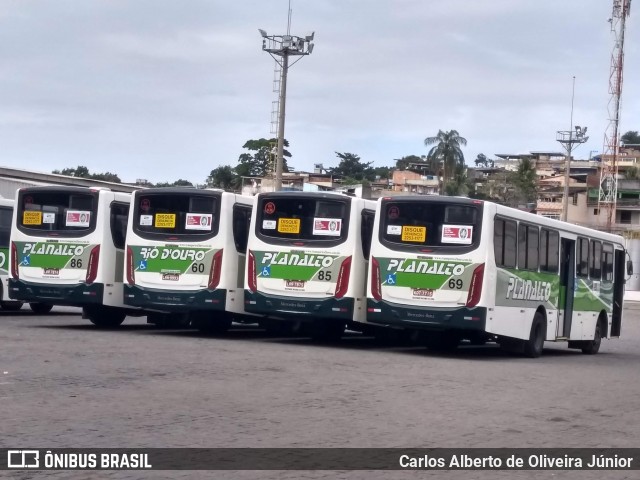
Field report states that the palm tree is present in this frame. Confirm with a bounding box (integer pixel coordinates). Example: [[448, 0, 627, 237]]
[[424, 130, 467, 195]]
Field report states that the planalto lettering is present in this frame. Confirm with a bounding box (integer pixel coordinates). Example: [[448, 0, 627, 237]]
[[261, 252, 335, 268], [22, 243, 84, 256], [506, 277, 551, 302], [387, 259, 465, 276]]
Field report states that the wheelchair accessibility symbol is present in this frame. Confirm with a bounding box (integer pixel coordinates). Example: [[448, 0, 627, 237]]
[[138, 260, 147, 271], [261, 266, 271, 277], [385, 273, 396, 285], [20, 256, 31, 266]]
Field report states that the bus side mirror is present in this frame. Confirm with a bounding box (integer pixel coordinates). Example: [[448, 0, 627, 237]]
[[627, 260, 634, 276]]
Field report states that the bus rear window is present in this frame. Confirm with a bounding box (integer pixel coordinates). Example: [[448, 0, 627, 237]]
[[258, 197, 349, 242], [133, 193, 220, 239], [381, 201, 479, 248], [17, 191, 97, 236]]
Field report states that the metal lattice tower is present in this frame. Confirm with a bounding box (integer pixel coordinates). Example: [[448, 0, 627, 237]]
[[598, 0, 632, 231], [267, 60, 282, 175]]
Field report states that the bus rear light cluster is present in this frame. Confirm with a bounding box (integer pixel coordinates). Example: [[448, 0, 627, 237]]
[[466, 263, 485, 308], [126, 247, 135, 285], [208, 249, 223, 290], [11, 241, 18, 279], [247, 251, 257, 292], [85, 245, 100, 284], [371, 256, 382, 301], [334, 256, 352, 299]]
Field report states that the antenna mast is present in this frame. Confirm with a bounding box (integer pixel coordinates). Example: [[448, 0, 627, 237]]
[[598, 0, 631, 232]]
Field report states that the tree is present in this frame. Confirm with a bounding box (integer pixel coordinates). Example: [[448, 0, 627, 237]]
[[330, 152, 374, 183], [474, 153, 490, 168], [236, 138, 291, 178], [372, 166, 392, 180], [424, 130, 467, 195], [206, 166, 237, 190], [510, 157, 537, 204], [52, 165, 121, 183], [394, 155, 430, 172], [444, 164, 469, 196], [621, 131, 640, 146], [153, 179, 194, 188]]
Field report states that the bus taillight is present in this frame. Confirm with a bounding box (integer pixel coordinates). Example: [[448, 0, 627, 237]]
[[85, 245, 100, 284], [11, 241, 18, 279], [466, 263, 485, 308], [126, 246, 135, 285], [334, 256, 352, 299], [248, 250, 257, 292], [208, 249, 223, 290], [371, 256, 382, 301]]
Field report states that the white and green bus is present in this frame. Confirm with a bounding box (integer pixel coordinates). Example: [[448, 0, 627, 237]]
[[366, 196, 629, 357], [244, 192, 376, 340], [0, 198, 53, 314], [9, 186, 132, 326], [124, 188, 254, 331]]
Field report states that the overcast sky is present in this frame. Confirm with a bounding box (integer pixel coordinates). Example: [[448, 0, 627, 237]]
[[0, 0, 638, 184]]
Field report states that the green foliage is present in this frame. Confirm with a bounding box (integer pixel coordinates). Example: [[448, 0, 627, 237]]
[[52, 165, 121, 183], [236, 138, 291, 177], [372, 166, 392, 180], [509, 158, 537, 204], [625, 166, 640, 180], [474, 153, 494, 168], [394, 155, 430, 173], [424, 130, 467, 195], [152, 179, 194, 188], [330, 152, 375, 182], [206, 166, 237, 190], [621, 131, 640, 146]]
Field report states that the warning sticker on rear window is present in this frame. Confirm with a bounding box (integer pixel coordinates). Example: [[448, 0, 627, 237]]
[[441, 225, 473, 244]]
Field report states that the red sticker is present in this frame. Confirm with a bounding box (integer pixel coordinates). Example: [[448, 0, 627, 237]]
[[264, 202, 276, 215], [140, 198, 151, 212], [388, 206, 400, 219]]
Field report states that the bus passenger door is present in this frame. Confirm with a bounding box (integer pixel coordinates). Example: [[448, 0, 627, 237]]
[[611, 250, 625, 337], [558, 238, 575, 338]]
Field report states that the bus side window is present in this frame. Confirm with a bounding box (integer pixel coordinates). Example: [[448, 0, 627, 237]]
[[602, 243, 614, 281], [0, 207, 12, 247], [590, 240, 602, 280], [539, 229, 559, 273], [577, 237, 589, 277], [494, 218, 516, 268], [110, 202, 129, 249], [233, 205, 251, 253], [360, 210, 375, 260], [518, 223, 539, 271]]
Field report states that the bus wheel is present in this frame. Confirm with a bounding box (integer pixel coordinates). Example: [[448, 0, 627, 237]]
[[0, 301, 24, 311], [309, 319, 345, 342], [425, 331, 460, 352], [29, 303, 53, 314], [83, 306, 126, 327], [524, 312, 546, 358], [581, 318, 604, 355]]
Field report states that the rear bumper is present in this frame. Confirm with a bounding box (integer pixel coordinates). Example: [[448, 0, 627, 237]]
[[123, 284, 226, 312], [8, 278, 103, 306], [244, 290, 354, 321], [366, 299, 486, 331]]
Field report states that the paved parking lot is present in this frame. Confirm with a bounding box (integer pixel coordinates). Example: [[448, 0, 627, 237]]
[[2, 305, 640, 480]]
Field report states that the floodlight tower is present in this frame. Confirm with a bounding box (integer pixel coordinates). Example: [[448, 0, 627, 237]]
[[557, 77, 588, 223], [259, 4, 315, 191], [598, 0, 631, 232]]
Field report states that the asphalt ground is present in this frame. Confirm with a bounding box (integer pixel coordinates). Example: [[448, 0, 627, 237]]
[[2, 304, 640, 480]]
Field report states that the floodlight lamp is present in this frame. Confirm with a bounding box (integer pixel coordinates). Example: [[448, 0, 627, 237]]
[[308, 43, 314, 54], [306, 31, 315, 41], [259, 29, 268, 38]]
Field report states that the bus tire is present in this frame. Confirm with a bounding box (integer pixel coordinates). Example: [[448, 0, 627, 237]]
[[524, 312, 546, 358], [83, 306, 126, 327], [309, 319, 345, 342], [581, 317, 604, 355], [0, 301, 24, 311], [29, 303, 53, 314]]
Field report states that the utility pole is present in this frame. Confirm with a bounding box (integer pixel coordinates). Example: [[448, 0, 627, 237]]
[[557, 77, 588, 222], [259, 4, 314, 191]]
